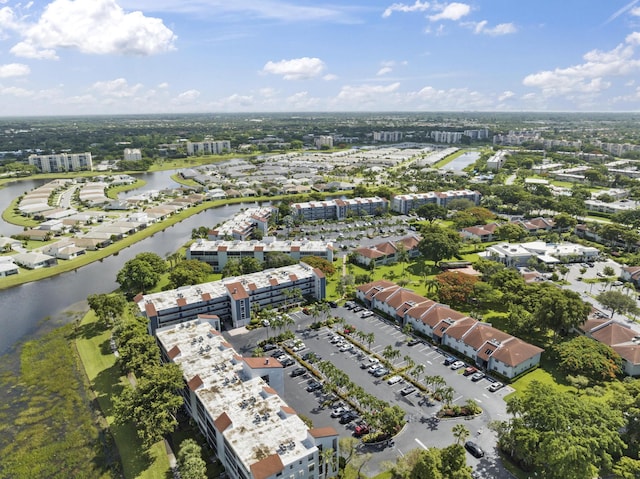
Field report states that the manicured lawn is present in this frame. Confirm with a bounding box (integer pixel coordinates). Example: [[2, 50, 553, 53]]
[[76, 311, 170, 479]]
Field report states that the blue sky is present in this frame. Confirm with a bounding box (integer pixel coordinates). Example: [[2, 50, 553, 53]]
[[0, 0, 640, 115]]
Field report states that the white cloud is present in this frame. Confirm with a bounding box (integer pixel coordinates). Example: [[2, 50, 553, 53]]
[[323, 73, 338, 81], [0, 63, 30, 78], [10, 42, 58, 59], [0, 6, 20, 33], [382, 0, 430, 18], [523, 38, 640, 97], [157, 82, 169, 89], [428, 2, 470, 22], [174, 89, 201, 102], [90, 78, 144, 98], [0, 85, 33, 97], [473, 20, 517, 36], [13, 0, 176, 58], [336, 82, 401, 103], [627, 31, 640, 45], [285, 91, 320, 109], [498, 90, 515, 101], [632, 6, 640, 16], [259, 87, 277, 98], [377, 67, 393, 76], [262, 57, 326, 80]]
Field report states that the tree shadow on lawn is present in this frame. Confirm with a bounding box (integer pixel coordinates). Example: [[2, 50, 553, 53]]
[[68, 318, 108, 342]]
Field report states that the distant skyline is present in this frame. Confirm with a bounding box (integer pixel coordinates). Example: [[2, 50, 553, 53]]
[[0, 1, 640, 115]]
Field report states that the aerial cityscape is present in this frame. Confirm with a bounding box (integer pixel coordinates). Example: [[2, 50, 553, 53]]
[[2, 1, 640, 479]]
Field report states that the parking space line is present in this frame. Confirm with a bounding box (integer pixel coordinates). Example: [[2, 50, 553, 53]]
[[474, 398, 483, 403], [415, 438, 428, 450], [452, 395, 463, 403]]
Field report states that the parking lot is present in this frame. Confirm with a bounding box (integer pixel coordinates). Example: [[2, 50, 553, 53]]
[[225, 306, 512, 478]]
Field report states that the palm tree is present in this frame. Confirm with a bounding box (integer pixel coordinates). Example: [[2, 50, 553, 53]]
[[397, 242, 409, 278], [320, 447, 336, 479], [410, 364, 425, 384], [436, 385, 455, 407], [424, 277, 440, 298], [365, 332, 375, 351], [452, 424, 470, 445], [403, 355, 415, 371]]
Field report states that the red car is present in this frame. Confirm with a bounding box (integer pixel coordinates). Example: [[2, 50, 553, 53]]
[[354, 424, 370, 437]]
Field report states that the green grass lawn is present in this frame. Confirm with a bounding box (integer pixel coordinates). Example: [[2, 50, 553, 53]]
[[75, 312, 170, 479]]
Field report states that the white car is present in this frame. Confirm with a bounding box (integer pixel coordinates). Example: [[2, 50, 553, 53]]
[[339, 343, 354, 352], [488, 381, 504, 392], [450, 361, 465, 370], [331, 406, 350, 418], [387, 375, 402, 385], [292, 342, 306, 352]]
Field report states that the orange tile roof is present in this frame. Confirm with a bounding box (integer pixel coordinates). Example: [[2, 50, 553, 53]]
[[187, 374, 203, 391], [226, 282, 249, 300], [213, 411, 232, 432], [244, 357, 283, 369], [592, 323, 638, 347], [491, 338, 544, 367], [442, 317, 477, 340], [309, 426, 339, 438]]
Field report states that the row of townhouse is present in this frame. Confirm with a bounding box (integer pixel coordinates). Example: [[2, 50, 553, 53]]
[[156, 317, 339, 479], [352, 235, 421, 268], [391, 190, 481, 215], [356, 280, 544, 379], [291, 197, 388, 221], [209, 207, 276, 241], [187, 238, 334, 272], [137, 264, 326, 334], [578, 314, 640, 376], [460, 217, 558, 242]]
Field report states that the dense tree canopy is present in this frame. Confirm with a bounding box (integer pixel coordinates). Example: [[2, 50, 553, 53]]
[[435, 271, 479, 307], [596, 290, 638, 317], [87, 292, 127, 326], [301, 256, 336, 275], [555, 335, 623, 381], [169, 259, 213, 288], [493, 380, 625, 479], [418, 224, 462, 264]]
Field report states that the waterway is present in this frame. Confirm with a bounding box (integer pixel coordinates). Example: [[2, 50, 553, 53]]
[[0, 173, 246, 354], [443, 150, 481, 172]]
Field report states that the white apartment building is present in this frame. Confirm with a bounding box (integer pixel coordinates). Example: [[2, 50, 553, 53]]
[[482, 241, 600, 267], [373, 131, 403, 142], [209, 207, 276, 241], [123, 148, 142, 161], [314, 136, 333, 149], [430, 131, 463, 144], [156, 318, 339, 479], [28, 152, 93, 172], [291, 197, 388, 221], [391, 189, 481, 214], [187, 238, 334, 272], [187, 139, 232, 156], [136, 264, 326, 333]]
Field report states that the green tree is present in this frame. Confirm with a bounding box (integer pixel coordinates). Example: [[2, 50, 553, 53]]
[[555, 336, 623, 381], [435, 271, 479, 307], [301, 256, 336, 275], [529, 285, 591, 338], [221, 258, 242, 278], [452, 424, 470, 445], [177, 439, 207, 479], [114, 363, 184, 449], [596, 290, 638, 317], [378, 405, 406, 436], [135, 252, 167, 275], [169, 259, 213, 287], [87, 292, 127, 326], [416, 203, 448, 223], [117, 258, 160, 295], [240, 256, 263, 274], [495, 223, 526, 242], [418, 224, 462, 264]]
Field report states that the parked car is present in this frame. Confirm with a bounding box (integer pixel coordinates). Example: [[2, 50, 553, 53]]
[[372, 367, 390, 378], [470, 372, 485, 382], [328, 301, 338, 308], [387, 375, 402, 385], [331, 406, 350, 418], [443, 356, 456, 366], [464, 441, 485, 458], [354, 423, 370, 437], [291, 342, 306, 352], [280, 357, 295, 368], [463, 366, 478, 376], [306, 380, 323, 392], [368, 362, 383, 373], [400, 385, 416, 396], [262, 319, 270, 327], [488, 381, 504, 392], [329, 335, 342, 344], [262, 343, 277, 352], [360, 311, 374, 318], [339, 343, 354, 352], [270, 349, 285, 358], [451, 361, 465, 370], [339, 411, 359, 424], [407, 338, 423, 346], [290, 367, 306, 377]]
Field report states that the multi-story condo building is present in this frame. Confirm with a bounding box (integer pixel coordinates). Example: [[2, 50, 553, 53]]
[[156, 318, 339, 479], [391, 190, 481, 214], [209, 207, 276, 241], [187, 139, 232, 156], [136, 264, 326, 333], [291, 197, 388, 221], [123, 148, 142, 161], [28, 152, 93, 172], [187, 238, 334, 272], [314, 136, 333, 149], [463, 128, 490, 140], [430, 131, 463, 144], [373, 131, 403, 142]]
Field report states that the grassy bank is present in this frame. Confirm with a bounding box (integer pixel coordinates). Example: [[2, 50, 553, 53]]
[[75, 311, 170, 478], [0, 322, 117, 479]]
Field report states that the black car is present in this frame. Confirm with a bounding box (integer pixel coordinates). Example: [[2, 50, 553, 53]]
[[280, 357, 295, 367], [306, 381, 323, 392], [290, 367, 306, 377], [443, 356, 456, 366], [464, 441, 485, 458], [263, 343, 277, 352], [270, 349, 285, 358], [339, 411, 359, 424], [400, 385, 416, 396], [328, 301, 338, 308]]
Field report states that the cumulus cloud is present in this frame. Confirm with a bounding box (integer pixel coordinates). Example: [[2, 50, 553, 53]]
[[632, 6, 640, 16], [336, 82, 401, 103], [382, 0, 430, 18], [377, 67, 393, 76], [0, 85, 33, 97], [323, 73, 338, 81], [428, 2, 470, 22], [0, 63, 30, 78], [90, 78, 143, 98], [473, 20, 517, 36], [499, 90, 515, 101], [262, 57, 326, 80], [174, 89, 201, 102], [523, 37, 640, 97], [13, 0, 176, 58]]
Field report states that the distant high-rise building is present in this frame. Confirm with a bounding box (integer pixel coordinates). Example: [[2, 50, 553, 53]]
[[373, 131, 403, 142], [28, 152, 93, 172], [314, 135, 333, 149], [186, 139, 231, 156], [123, 148, 142, 161]]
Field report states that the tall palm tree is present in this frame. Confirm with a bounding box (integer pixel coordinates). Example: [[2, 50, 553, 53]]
[[410, 364, 425, 384], [320, 447, 336, 479], [403, 355, 415, 371], [452, 424, 470, 445]]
